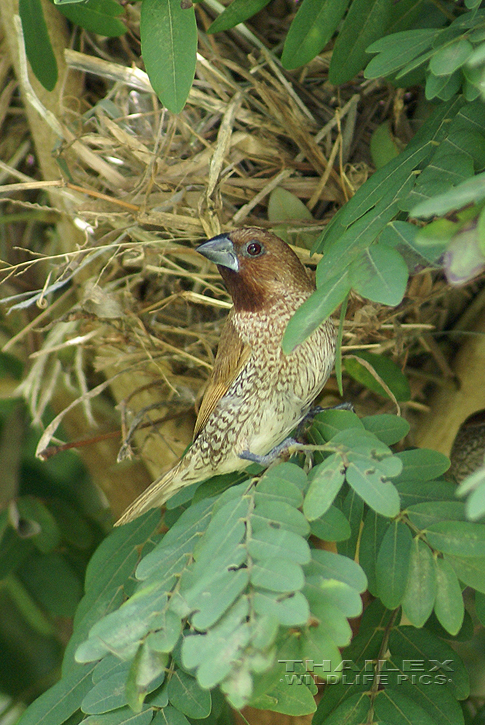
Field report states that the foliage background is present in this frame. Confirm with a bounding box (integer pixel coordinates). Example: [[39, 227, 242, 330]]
[[1, 1, 485, 725]]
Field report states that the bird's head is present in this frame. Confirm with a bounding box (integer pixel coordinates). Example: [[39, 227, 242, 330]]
[[196, 227, 313, 312]]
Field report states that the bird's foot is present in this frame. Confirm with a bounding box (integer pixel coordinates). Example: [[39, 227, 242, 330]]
[[239, 437, 299, 467], [304, 401, 354, 422], [239, 405, 354, 467]]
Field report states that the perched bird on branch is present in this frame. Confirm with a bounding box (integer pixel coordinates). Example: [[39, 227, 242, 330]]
[[116, 228, 336, 525]]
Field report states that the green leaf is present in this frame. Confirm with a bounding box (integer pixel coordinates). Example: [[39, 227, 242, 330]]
[[81, 672, 129, 715], [321, 98, 462, 237], [476, 591, 485, 627], [315, 97, 465, 265], [370, 121, 402, 169], [311, 409, 364, 441], [426, 520, 485, 557], [415, 216, 457, 247], [381, 219, 444, 265], [251, 672, 317, 716], [429, 39, 474, 77], [167, 670, 211, 719], [401, 538, 436, 627], [361, 414, 410, 445], [208, 0, 271, 33], [349, 242, 408, 306], [255, 473, 303, 508], [329, 0, 393, 85], [17, 664, 96, 725], [64, 512, 161, 673], [394, 448, 450, 482], [306, 549, 368, 593], [468, 40, 485, 66], [346, 460, 401, 518], [300, 621, 342, 670], [310, 506, 351, 542], [303, 586, 353, 646], [359, 511, 390, 595], [396, 677, 466, 725], [411, 170, 485, 218], [281, 0, 350, 69], [16, 496, 60, 553], [390, 625, 470, 700], [434, 557, 464, 636], [0, 527, 33, 577], [252, 589, 310, 626], [47, 499, 94, 551], [250, 557, 304, 593], [183, 566, 249, 630], [312, 578, 363, 618], [136, 500, 214, 581], [248, 527, 311, 564], [282, 272, 351, 353], [267, 188, 317, 249], [303, 454, 345, 520], [315, 174, 416, 282], [425, 69, 462, 102], [19, 552, 82, 617], [182, 598, 251, 689], [338, 488, 365, 559], [146, 610, 182, 654], [140, 0, 196, 113], [344, 351, 411, 401], [365, 28, 437, 78], [57, 0, 126, 36], [406, 501, 467, 530], [19, 0, 57, 90], [376, 521, 413, 608], [463, 470, 485, 520], [92, 657, 130, 685], [374, 688, 436, 725], [404, 101, 485, 212], [83, 707, 154, 725], [446, 553, 485, 593], [193, 494, 248, 564], [397, 480, 458, 509], [425, 608, 473, 643], [258, 462, 308, 492], [126, 645, 167, 712], [252, 500, 310, 537], [152, 708, 187, 725], [317, 691, 369, 725]]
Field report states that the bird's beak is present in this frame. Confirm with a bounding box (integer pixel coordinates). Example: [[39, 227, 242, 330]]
[[196, 233, 239, 272]]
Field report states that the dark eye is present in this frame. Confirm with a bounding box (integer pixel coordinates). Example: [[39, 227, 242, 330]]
[[246, 241, 263, 256]]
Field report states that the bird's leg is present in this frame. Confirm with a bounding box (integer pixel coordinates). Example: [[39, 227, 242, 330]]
[[238, 403, 354, 467], [239, 438, 300, 466]]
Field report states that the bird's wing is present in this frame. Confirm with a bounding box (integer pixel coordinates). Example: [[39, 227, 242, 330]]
[[193, 310, 250, 440]]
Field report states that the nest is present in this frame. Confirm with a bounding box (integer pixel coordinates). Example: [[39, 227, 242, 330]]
[[0, 4, 483, 491]]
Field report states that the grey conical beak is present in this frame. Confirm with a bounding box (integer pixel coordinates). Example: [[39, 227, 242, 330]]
[[196, 233, 239, 272]]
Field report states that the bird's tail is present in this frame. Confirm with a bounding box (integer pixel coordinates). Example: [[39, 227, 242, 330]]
[[114, 458, 194, 526]]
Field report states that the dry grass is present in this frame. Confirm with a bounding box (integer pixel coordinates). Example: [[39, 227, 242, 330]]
[[0, 3, 482, 472]]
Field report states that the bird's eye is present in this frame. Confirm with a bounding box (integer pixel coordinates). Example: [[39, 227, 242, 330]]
[[246, 241, 263, 256]]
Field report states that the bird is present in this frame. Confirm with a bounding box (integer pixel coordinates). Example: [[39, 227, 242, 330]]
[[115, 227, 336, 525], [449, 409, 485, 483]]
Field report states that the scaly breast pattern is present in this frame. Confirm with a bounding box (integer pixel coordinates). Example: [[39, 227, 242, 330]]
[[186, 296, 336, 476]]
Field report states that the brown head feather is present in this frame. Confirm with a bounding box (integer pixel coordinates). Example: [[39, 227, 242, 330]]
[[217, 228, 314, 312]]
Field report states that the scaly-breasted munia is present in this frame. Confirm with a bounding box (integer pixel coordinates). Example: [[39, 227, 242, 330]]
[[450, 409, 485, 483], [116, 228, 336, 525]]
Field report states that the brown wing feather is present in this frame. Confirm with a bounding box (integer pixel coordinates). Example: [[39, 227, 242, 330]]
[[193, 310, 250, 440]]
